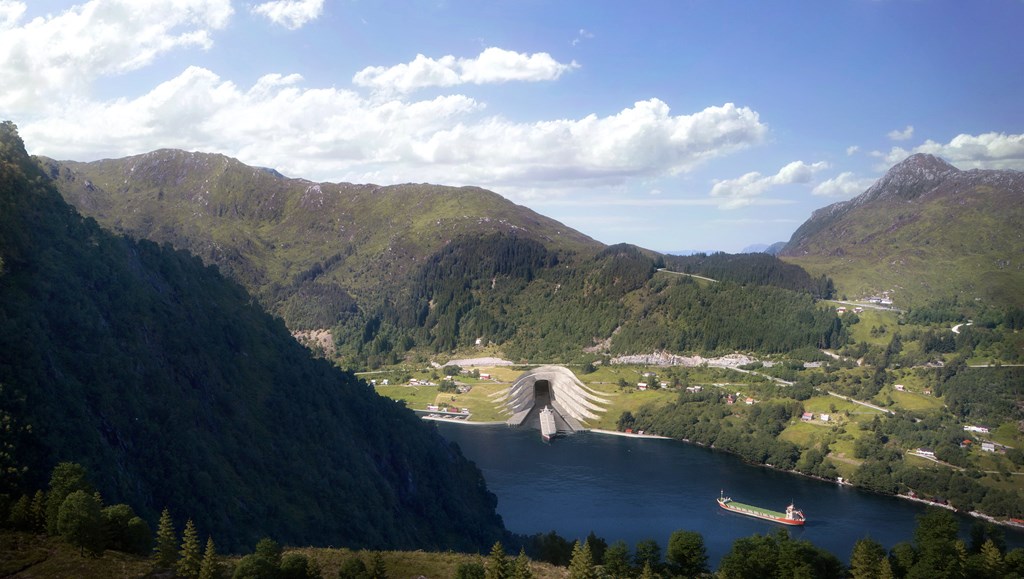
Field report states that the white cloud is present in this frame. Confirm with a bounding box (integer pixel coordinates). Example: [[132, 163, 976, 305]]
[[879, 132, 1024, 170], [21, 67, 766, 196], [846, 145, 859, 156], [710, 160, 828, 209], [0, 0, 233, 113], [353, 47, 579, 93], [812, 172, 875, 198], [0, 1, 26, 28], [572, 28, 594, 47], [252, 0, 323, 30], [887, 125, 914, 141]]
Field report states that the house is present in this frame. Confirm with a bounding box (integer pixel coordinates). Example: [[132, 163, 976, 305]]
[[982, 442, 996, 452], [854, 307, 864, 314], [964, 425, 990, 434], [917, 448, 935, 458], [637, 382, 648, 390], [381, 379, 389, 385], [744, 397, 755, 405], [801, 412, 814, 421], [725, 394, 736, 405], [479, 373, 491, 380], [686, 385, 703, 393], [836, 307, 847, 314], [820, 414, 830, 422], [894, 384, 905, 392], [660, 382, 669, 388]]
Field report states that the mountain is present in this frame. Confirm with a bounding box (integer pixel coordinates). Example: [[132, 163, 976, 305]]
[[781, 153, 1024, 308], [41, 146, 842, 365], [41, 149, 599, 327], [0, 122, 504, 551]]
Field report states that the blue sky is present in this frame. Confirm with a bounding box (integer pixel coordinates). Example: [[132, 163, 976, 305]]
[[2, 0, 1022, 252]]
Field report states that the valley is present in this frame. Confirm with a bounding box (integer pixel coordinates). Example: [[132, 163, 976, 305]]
[[3, 122, 1023, 577]]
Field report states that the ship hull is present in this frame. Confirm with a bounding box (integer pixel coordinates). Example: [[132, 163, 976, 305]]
[[717, 497, 805, 526]]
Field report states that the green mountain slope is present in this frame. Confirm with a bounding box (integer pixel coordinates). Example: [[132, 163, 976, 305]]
[[0, 122, 504, 552], [42, 149, 843, 365], [41, 150, 599, 329], [781, 153, 1024, 308]]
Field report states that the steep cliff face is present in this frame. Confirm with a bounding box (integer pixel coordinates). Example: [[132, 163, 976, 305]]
[[781, 154, 1024, 306], [0, 122, 505, 552]]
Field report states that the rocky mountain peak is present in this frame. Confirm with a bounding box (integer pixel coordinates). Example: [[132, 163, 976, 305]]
[[859, 153, 959, 204]]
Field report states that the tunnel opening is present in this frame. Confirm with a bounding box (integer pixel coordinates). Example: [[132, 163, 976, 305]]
[[533, 379, 551, 406]]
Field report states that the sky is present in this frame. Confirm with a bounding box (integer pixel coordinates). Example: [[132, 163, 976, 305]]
[[2, 1, 1023, 253]]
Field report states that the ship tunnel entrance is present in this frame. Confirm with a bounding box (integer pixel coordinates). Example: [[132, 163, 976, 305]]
[[533, 379, 552, 407]]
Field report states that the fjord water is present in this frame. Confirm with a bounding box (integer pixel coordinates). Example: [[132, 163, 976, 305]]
[[436, 423, 1023, 565]]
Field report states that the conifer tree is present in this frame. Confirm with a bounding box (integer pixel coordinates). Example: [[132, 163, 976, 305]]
[[198, 536, 220, 579], [153, 508, 177, 569], [7, 493, 30, 529], [511, 548, 532, 579], [485, 541, 509, 579], [45, 462, 92, 535], [849, 537, 887, 579], [979, 539, 1005, 578], [368, 551, 388, 579], [567, 540, 596, 579], [177, 519, 202, 578], [638, 561, 655, 579], [29, 489, 45, 532]]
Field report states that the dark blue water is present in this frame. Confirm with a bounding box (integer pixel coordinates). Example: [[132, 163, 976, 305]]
[[436, 423, 1024, 566]]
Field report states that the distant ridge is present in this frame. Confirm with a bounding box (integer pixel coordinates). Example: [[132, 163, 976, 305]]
[[781, 153, 1024, 307]]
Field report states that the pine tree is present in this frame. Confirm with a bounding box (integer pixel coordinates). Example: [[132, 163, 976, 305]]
[[177, 519, 202, 578], [153, 508, 177, 569], [7, 494, 30, 529], [567, 540, 596, 579], [511, 548, 532, 579], [368, 551, 388, 579], [29, 489, 46, 532], [44, 462, 92, 535], [849, 537, 887, 579], [485, 541, 509, 579], [198, 536, 219, 579], [639, 561, 656, 579], [979, 539, 1006, 578]]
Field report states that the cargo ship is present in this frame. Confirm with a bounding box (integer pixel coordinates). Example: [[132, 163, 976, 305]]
[[540, 406, 557, 442], [717, 491, 805, 526]]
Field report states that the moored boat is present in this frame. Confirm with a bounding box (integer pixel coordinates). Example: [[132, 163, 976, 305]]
[[540, 406, 556, 442], [717, 490, 805, 526]]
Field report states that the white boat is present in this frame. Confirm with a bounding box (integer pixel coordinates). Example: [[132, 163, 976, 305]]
[[540, 406, 557, 442]]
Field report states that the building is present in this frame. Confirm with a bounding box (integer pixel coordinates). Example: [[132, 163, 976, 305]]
[[801, 412, 814, 421]]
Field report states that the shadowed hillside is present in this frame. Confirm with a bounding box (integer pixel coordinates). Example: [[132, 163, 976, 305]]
[[0, 122, 504, 552]]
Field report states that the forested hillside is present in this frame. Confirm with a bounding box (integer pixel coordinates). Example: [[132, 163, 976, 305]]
[[42, 150, 846, 367], [0, 122, 504, 552]]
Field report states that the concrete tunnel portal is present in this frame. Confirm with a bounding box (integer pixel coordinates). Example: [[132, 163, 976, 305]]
[[498, 366, 611, 435]]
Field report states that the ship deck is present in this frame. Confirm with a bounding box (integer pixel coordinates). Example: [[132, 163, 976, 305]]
[[721, 499, 786, 519]]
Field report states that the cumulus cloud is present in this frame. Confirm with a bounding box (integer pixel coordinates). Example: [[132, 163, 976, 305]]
[[846, 145, 859, 156], [252, 0, 323, 30], [710, 160, 828, 209], [879, 132, 1024, 170], [0, 0, 232, 113], [887, 125, 914, 141], [812, 172, 875, 198], [0, 1, 26, 28], [22, 68, 766, 193], [353, 47, 579, 93]]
